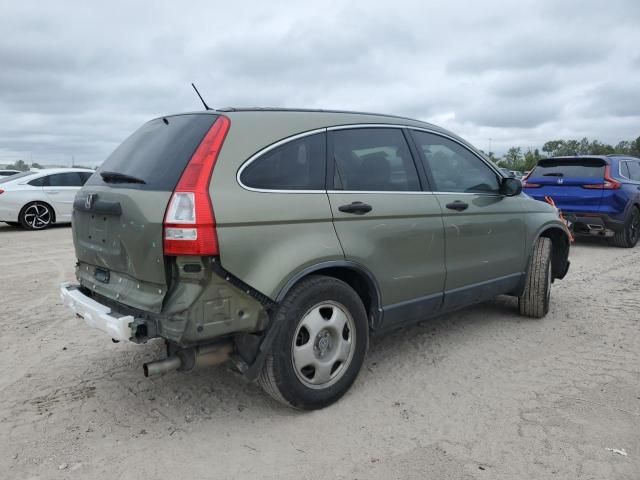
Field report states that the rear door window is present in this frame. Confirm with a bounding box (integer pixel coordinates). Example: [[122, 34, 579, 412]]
[[78, 172, 93, 184], [47, 172, 85, 187], [627, 161, 640, 181], [240, 133, 326, 190], [330, 128, 420, 191], [531, 158, 605, 179], [87, 114, 218, 191], [621, 161, 631, 179], [28, 176, 47, 186], [411, 131, 500, 193]]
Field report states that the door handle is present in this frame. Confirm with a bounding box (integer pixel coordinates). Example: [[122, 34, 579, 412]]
[[445, 200, 469, 211], [338, 201, 373, 215], [45, 191, 60, 194]]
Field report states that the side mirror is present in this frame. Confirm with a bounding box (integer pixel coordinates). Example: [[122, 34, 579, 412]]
[[500, 177, 522, 196]]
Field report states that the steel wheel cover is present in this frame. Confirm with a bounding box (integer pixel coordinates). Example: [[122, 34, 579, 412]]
[[291, 301, 356, 389]]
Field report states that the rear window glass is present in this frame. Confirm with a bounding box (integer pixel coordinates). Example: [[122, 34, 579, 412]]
[[28, 176, 47, 186], [531, 158, 605, 179], [87, 114, 218, 191], [240, 133, 326, 190], [0, 171, 34, 184]]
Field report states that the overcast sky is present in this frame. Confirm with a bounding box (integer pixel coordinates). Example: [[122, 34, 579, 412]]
[[1, 0, 639, 166]]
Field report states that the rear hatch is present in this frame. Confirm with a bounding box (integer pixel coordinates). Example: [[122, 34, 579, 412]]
[[73, 113, 218, 312], [523, 157, 607, 213]]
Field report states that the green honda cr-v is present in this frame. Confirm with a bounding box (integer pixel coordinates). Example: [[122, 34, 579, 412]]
[[60, 108, 570, 409]]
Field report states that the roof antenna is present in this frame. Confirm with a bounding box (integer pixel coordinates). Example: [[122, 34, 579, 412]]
[[191, 83, 212, 110]]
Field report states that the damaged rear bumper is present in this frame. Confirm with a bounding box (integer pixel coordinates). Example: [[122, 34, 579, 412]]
[[60, 282, 134, 342]]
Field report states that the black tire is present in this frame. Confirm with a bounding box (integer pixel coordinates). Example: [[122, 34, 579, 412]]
[[609, 207, 640, 248], [19, 202, 53, 230], [258, 275, 369, 410], [518, 237, 552, 318]]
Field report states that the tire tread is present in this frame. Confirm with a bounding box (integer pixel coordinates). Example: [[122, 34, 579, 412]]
[[609, 207, 639, 248], [519, 237, 552, 318], [257, 275, 368, 409]]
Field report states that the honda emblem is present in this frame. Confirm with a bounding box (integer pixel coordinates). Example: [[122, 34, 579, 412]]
[[85, 193, 96, 209]]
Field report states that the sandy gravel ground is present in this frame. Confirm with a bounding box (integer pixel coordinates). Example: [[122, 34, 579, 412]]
[[0, 223, 639, 480]]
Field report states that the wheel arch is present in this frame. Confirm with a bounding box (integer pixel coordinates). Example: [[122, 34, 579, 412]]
[[19, 200, 57, 224], [536, 225, 570, 281], [275, 261, 383, 329]]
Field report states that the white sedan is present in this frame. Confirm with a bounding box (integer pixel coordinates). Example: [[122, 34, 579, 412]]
[[0, 168, 94, 229]]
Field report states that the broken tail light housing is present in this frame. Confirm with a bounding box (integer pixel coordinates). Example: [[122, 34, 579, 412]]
[[163, 115, 230, 256]]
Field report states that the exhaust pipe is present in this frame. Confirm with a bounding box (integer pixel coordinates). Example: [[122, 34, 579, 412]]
[[587, 224, 604, 232], [143, 341, 233, 377], [143, 356, 181, 377]]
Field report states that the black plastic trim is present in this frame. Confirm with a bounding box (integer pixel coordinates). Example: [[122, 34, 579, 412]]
[[380, 292, 443, 331], [275, 260, 382, 313], [442, 272, 523, 312], [73, 194, 122, 216], [210, 257, 276, 309]]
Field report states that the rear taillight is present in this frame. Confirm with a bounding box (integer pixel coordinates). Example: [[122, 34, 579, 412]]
[[163, 115, 230, 256], [0, 189, 4, 195], [582, 165, 621, 190]]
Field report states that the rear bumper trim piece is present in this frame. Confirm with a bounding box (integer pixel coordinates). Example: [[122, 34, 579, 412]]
[[563, 212, 624, 234], [60, 282, 134, 342]]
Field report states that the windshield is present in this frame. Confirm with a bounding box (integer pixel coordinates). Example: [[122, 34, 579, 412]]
[[0, 171, 35, 184]]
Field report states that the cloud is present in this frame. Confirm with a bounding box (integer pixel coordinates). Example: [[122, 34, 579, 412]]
[[583, 82, 640, 118], [447, 34, 610, 74], [0, 0, 639, 166]]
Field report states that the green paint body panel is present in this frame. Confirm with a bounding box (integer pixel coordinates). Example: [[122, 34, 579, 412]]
[[433, 193, 528, 289], [70, 109, 570, 347], [327, 192, 445, 305], [72, 187, 170, 312]]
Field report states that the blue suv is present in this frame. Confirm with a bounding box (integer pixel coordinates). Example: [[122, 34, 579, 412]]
[[523, 155, 640, 248]]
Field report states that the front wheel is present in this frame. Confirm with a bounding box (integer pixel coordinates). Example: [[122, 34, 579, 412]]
[[609, 207, 640, 248], [519, 237, 552, 318], [19, 202, 53, 230], [258, 276, 368, 410]]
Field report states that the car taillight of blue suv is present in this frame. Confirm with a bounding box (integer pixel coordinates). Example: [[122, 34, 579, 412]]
[[523, 155, 640, 248]]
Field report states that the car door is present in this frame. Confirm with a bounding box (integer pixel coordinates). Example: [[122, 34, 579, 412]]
[[327, 126, 446, 330], [43, 172, 86, 221], [409, 130, 527, 310]]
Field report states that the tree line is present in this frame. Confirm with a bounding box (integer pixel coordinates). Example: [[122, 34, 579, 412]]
[[3, 159, 43, 170], [489, 135, 640, 172], [2, 159, 95, 170]]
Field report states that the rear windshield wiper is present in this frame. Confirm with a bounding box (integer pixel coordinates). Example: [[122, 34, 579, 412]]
[[542, 172, 564, 177], [100, 171, 146, 184]]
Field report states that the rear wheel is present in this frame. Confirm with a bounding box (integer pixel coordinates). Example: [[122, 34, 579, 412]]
[[258, 275, 368, 410], [19, 202, 53, 230], [519, 237, 552, 318], [609, 207, 640, 248]]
